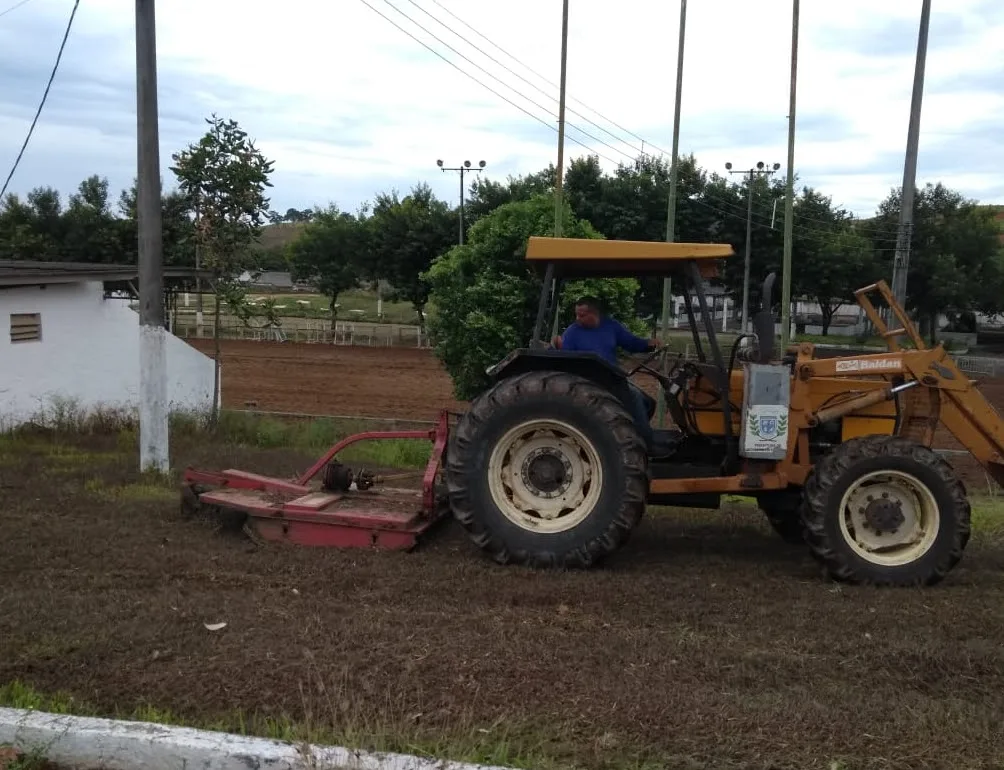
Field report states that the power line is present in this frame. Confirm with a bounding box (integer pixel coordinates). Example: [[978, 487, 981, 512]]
[[0, 0, 80, 200], [356, 0, 621, 165], [689, 197, 901, 253], [700, 189, 900, 244], [367, 0, 905, 247], [374, 0, 638, 164], [402, 0, 652, 161], [424, 0, 670, 157], [0, 0, 35, 19]]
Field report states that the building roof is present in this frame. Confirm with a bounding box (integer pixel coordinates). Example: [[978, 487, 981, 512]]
[[0, 260, 212, 288]]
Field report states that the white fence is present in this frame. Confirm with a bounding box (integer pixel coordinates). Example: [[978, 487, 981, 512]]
[[174, 317, 432, 348]]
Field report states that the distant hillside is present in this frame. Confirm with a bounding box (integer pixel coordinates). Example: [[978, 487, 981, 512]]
[[255, 222, 307, 252]]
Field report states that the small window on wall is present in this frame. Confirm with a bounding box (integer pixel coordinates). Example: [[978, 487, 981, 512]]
[[10, 313, 41, 343]]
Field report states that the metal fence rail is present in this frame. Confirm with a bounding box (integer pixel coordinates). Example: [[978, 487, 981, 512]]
[[174, 317, 432, 348]]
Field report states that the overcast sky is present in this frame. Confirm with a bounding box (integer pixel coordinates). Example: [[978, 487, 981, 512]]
[[0, 0, 1001, 221]]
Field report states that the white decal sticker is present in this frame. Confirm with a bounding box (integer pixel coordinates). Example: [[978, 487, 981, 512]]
[[743, 404, 789, 456], [835, 357, 901, 373]]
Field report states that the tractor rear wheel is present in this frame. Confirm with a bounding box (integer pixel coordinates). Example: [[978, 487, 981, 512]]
[[801, 435, 971, 586], [446, 371, 648, 568]]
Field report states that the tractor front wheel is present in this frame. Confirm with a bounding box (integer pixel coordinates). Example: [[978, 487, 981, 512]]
[[446, 371, 648, 568], [801, 435, 971, 586]]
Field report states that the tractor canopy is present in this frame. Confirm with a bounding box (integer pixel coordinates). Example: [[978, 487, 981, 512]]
[[525, 236, 735, 280]]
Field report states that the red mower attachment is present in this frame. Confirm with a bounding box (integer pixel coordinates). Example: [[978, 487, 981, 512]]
[[180, 411, 451, 551]]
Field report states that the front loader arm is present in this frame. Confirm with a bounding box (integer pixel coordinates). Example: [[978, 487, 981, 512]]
[[804, 280, 1004, 486]]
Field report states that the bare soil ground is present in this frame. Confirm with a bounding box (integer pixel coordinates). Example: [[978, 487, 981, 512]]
[[2, 431, 1004, 769], [187, 339, 463, 420]]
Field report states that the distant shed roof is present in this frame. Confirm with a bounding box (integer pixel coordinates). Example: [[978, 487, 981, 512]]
[[0, 260, 211, 288]]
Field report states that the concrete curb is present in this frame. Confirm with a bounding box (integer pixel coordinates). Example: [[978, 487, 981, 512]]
[[0, 707, 517, 770]]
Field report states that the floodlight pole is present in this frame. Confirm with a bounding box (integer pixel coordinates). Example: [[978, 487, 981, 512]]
[[136, 0, 168, 473], [436, 159, 486, 245], [726, 161, 781, 332]]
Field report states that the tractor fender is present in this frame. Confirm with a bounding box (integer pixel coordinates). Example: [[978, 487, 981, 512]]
[[486, 349, 628, 393]]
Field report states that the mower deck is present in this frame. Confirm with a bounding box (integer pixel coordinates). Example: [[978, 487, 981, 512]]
[[181, 411, 451, 551]]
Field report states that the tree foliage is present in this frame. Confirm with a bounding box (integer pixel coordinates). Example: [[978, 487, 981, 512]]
[[870, 182, 1004, 340], [2, 137, 1002, 399], [424, 194, 640, 400], [169, 114, 274, 422], [287, 205, 368, 327], [368, 183, 456, 323]]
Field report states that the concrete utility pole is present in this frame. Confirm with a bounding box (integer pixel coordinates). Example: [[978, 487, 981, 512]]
[[726, 161, 780, 332], [553, 0, 569, 238], [780, 0, 800, 350], [660, 0, 687, 339], [889, 0, 931, 310], [436, 159, 486, 245], [135, 0, 168, 473], [655, 0, 687, 429]]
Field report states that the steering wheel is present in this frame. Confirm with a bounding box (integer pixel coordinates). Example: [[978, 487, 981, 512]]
[[625, 347, 683, 382]]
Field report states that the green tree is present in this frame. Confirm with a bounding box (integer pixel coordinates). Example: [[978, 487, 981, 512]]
[[287, 205, 367, 329], [799, 227, 877, 335], [170, 114, 275, 423], [464, 166, 554, 230], [368, 183, 455, 326], [424, 193, 639, 400], [565, 153, 713, 328], [117, 182, 197, 267], [870, 182, 1004, 341]]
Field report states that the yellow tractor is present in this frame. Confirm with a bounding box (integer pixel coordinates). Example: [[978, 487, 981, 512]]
[[444, 236, 1004, 586]]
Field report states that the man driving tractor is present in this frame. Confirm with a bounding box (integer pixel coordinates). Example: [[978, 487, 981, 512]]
[[552, 296, 674, 457]]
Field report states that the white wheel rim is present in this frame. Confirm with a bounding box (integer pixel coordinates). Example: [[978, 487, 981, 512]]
[[837, 469, 940, 567], [487, 418, 603, 534]]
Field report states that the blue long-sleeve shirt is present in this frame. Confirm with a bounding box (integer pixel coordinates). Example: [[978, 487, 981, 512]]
[[560, 317, 650, 366]]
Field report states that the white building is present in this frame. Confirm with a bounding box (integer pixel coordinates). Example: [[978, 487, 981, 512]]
[[0, 261, 216, 428]]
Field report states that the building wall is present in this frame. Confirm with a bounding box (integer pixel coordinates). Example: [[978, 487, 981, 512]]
[[0, 281, 215, 426]]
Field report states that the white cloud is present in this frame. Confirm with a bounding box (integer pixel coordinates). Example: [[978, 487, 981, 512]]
[[0, 0, 1001, 218]]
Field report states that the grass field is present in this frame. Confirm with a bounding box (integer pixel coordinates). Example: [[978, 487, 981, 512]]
[[2, 410, 1004, 769], [174, 288, 422, 326]]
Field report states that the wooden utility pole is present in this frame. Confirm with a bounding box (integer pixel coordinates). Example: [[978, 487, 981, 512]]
[[136, 0, 168, 472]]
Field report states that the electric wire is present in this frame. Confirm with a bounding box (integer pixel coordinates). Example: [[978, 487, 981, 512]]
[[371, 0, 638, 164], [699, 190, 901, 244], [0, 0, 34, 19], [0, 0, 80, 200], [357, 0, 622, 165], [369, 0, 924, 256], [369, 1, 915, 241], [402, 0, 654, 160], [424, 0, 670, 157]]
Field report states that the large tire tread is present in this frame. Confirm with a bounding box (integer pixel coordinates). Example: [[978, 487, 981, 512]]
[[800, 434, 971, 586], [446, 370, 648, 568]]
